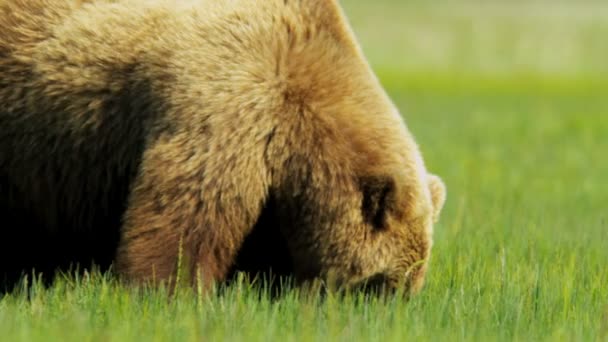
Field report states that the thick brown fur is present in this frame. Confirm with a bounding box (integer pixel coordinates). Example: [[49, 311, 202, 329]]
[[0, 0, 446, 294]]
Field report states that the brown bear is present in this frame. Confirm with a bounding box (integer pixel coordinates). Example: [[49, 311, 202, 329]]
[[0, 0, 446, 295]]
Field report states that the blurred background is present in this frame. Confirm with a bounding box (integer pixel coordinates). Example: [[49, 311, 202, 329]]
[[342, 1, 608, 78]]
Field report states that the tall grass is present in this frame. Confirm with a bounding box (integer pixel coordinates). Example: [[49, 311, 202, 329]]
[[1, 1, 607, 341]]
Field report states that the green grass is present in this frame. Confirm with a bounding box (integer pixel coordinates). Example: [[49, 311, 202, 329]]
[[2, 1, 608, 341]]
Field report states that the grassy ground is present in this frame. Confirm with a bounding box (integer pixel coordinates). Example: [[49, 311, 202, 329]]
[[1, 1, 607, 341]]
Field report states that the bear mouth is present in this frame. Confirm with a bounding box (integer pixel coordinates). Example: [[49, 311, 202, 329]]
[[224, 196, 407, 299]]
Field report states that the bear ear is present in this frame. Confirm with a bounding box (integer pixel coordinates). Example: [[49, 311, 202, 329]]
[[427, 174, 446, 223], [360, 176, 396, 230]]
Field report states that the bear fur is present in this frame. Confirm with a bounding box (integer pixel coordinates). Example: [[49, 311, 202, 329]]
[[0, 0, 446, 294]]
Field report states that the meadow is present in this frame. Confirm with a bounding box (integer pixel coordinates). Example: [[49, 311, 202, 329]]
[[1, 1, 607, 341]]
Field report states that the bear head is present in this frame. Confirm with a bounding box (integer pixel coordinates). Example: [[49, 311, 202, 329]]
[[259, 0, 448, 296]]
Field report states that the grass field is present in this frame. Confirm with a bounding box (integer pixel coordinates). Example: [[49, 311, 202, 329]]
[[1, 1, 607, 341]]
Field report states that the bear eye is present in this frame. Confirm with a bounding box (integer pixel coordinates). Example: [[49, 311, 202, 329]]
[[360, 176, 395, 230]]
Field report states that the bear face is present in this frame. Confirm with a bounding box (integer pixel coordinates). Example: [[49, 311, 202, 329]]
[[0, 0, 446, 296], [273, 168, 446, 295]]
